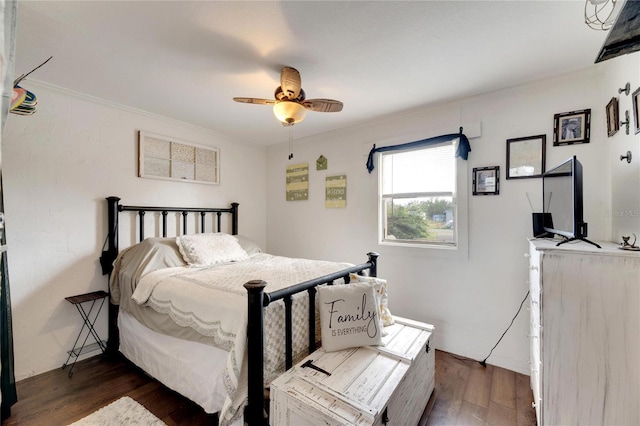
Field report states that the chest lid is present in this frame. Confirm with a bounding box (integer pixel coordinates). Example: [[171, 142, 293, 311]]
[[378, 316, 433, 361]]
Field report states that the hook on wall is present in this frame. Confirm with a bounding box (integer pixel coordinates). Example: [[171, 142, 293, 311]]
[[620, 110, 630, 135], [620, 151, 632, 163], [619, 82, 631, 96]]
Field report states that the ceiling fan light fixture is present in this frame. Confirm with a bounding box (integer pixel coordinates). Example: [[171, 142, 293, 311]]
[[234, 67, 341, 125], [273, 100, 307, 125], [585, 0, 621, 30]]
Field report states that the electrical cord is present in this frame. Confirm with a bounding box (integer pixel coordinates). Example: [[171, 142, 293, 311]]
[[479, 289, 530, 367]]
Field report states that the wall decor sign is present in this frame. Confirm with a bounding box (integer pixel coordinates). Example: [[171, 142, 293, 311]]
[[286, 162, 309, 201], [472, 166, 500, 195], [316, 155, 328, 170], [138, 131, 219, 184], [325, 174, 347, 208], [633, 87, 640, 134], [553, 109, 591, 146], [606, 97, 620, 137], [506, 134, 546, 179]]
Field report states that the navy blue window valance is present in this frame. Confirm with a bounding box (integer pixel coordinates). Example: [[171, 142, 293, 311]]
[[366, 127, 471, 173]]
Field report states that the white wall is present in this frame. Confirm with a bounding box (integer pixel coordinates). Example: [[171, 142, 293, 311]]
[[266, 59, 636, 374], [605, 54, 640, 240], [4, 53, 638, 381], [3, 81, 267, 380]]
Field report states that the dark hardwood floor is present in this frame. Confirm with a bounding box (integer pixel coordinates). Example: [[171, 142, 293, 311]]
[[421, 351, 537, 426], [4, 350, 536, 426], [4, 353, 215, 426]]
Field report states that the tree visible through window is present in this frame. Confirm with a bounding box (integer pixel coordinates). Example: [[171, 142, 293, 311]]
[[380, 142, 457, 246]]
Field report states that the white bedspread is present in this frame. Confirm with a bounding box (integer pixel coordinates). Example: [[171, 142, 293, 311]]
[[130, 253, 351, 425]]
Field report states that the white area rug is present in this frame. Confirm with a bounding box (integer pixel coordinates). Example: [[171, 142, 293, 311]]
[[69, 396, 167, 426]]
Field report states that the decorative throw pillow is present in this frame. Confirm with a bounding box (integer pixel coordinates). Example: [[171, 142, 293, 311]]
[[175, 233, 249, 267], [349, 273, 394, 326], [318, 282, 383, 352]]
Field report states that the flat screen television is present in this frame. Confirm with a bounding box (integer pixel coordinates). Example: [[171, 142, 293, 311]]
[[542, 155, 600, 248]]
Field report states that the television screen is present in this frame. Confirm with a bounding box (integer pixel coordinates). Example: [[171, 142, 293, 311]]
[[542, 155, 585, 239]]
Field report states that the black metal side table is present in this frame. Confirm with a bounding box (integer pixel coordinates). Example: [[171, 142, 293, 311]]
[[61, 290, 108, 377]]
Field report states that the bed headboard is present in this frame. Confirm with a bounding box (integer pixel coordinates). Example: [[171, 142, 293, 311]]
[[101, 196, 239, 275]]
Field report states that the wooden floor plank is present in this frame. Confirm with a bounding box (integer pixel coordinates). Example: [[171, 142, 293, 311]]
[[6, 350, 536, 426], [455, 400, 487, 425], [515, 372, 538, 426], [486, 401, 517, 426], [423, 351, 472, 425], [463, 362, 494, 408], [490, 366, 517, 410]]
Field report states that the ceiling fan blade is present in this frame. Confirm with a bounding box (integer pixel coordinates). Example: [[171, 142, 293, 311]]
[[280, 67, 301, 99], [302, 99, 343, 113], [233, 97, 275, 105]]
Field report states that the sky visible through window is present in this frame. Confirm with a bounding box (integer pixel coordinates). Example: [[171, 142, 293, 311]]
[[382, 144, 454, 197]]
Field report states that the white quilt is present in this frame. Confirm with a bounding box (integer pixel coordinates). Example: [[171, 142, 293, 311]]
[[131, 253, 351, 426]]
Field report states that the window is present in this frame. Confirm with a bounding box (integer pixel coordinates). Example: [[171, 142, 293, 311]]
[[379, 141, 458, 247]]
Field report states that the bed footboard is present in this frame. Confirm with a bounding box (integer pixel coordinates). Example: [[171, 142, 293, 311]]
[[244, 253, 379, 425]]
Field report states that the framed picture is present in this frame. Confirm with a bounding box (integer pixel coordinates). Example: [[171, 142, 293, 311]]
[[472, 166, 500, 196], [138, 131, 219, 185], [286, 162, 309, 201], [606, 97, 619, 137], [506, 134, 546, 180], [553, 109, 591, 146], [633, 87, 640, 135]]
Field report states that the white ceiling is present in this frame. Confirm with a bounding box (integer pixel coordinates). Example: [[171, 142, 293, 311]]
[[14, 1, 609, 146]]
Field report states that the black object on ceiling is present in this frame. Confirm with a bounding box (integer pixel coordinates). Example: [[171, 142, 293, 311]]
[[595, 0, 640, 63]]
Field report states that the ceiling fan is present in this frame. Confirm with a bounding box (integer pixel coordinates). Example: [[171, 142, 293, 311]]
[[233, 67, 343, 126]]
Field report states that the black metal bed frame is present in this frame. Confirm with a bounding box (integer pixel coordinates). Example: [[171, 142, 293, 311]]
[[103, 196, 378, 425]]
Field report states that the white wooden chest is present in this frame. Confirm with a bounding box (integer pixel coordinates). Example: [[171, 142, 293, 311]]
[[269, 317, 435, 426]]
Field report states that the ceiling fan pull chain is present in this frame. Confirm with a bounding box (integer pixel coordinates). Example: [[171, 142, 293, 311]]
[[288, 128, 294, 160]]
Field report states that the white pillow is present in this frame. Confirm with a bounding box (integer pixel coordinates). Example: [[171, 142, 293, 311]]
[[175, 233, 249, 267], [349, 273, 394, 326], [318, 282, 383, 352], [235, 235, 263, 255]]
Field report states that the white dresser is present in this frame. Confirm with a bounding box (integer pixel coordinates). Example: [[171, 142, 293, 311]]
[[270, 317, 434, 426], [527, 239, 640, 426]]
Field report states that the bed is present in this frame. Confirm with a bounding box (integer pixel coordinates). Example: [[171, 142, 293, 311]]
[[101, 196, 379, 426]]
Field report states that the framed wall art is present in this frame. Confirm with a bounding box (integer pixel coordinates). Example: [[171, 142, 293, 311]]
[[138, 131, 219, 184], [286, 162, 309, 201], [325, 174, 346, 208], [472, 166, 500, 196], [606, 97, 619, 137], [553, 109, 591, 146], [633, 87, 640, 134], [506, 134, 546, 179]]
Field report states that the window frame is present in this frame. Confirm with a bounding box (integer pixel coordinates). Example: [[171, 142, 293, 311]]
[[376, 138, 468, 258]]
